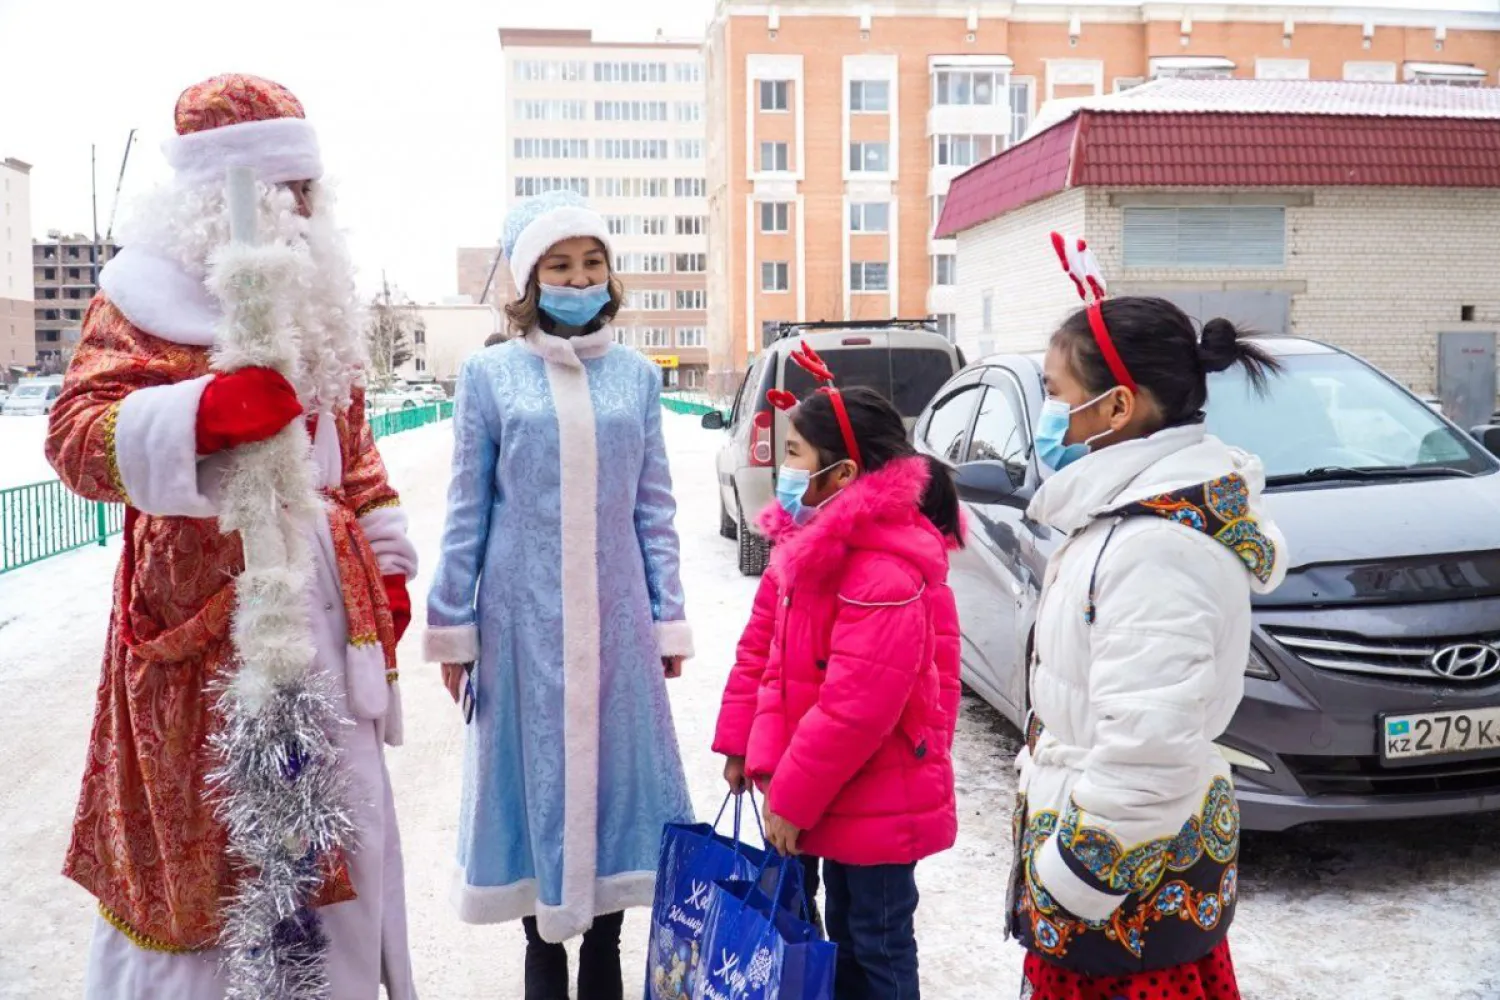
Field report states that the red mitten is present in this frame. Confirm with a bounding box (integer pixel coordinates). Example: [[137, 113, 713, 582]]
[[196, 367, 303, 455], [383, 574, 412, 644]]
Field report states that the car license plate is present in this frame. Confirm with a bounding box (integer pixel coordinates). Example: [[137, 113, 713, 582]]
[[1381, 708, 1500, 762]]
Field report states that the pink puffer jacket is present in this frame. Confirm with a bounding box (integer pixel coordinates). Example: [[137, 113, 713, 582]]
[[713, 456, 962, 866]]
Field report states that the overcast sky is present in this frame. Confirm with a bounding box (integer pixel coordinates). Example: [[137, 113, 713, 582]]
[[0, 0, 714, 301]]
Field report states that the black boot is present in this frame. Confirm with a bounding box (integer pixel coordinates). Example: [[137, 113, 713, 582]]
[[577, 911, 625, 1000], [522, 916, 570, 1000]]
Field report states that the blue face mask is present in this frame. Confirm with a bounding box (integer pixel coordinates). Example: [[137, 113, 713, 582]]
[[538, 282, 611, 327], [1034, 391, 1115, 471], [775, 462, 847, 526]]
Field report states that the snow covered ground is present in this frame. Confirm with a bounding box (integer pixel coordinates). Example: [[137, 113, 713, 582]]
[[2, 413, 1500, 998], [0, 416, 58, 490]]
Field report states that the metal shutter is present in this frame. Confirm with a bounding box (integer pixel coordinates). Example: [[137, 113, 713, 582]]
[[1122, 206, 1286, 269]]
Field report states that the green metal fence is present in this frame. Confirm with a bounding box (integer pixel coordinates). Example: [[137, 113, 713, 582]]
[[0, 401, 455, 577], [660, 392, 719, 418]]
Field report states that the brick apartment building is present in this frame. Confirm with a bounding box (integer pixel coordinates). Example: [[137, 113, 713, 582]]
[[460, 28, 712, 389], [1, 158, 35, 381], [703, 0, 1500, 396]]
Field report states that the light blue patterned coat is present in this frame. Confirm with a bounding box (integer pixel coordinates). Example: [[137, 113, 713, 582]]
[[424, 326, 694, 943]]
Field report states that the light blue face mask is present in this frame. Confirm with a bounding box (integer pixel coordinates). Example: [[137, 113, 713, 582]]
[[538, 282, 611, 327], [775, 462, 849, 526], [1034, 391, 1116, 471]]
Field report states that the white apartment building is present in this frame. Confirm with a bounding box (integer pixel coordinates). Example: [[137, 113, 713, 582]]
[[498, 28, 710, 388], [1, 158, 36, 378]]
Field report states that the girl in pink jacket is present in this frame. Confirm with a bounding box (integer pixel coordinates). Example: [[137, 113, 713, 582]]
[[714, 382, 963, 1000]]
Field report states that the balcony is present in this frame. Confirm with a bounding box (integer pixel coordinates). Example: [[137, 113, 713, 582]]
[[926, 103, 1013, 139]]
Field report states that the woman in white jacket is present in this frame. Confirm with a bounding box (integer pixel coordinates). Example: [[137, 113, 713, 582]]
[[1008, 295, 1288, 1000]]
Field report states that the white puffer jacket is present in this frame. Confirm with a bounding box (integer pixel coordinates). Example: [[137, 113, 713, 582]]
[[1014, 423, 1287, 967]]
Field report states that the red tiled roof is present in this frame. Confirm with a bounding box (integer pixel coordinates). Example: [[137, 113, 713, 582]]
[[935, 110, 1500, 239]]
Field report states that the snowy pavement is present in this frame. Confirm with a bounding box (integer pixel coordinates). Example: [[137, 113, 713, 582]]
[[2, 413, 1500, 998]]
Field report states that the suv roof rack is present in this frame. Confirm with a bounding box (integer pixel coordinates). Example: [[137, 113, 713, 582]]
[[775, 318, 937, 340]]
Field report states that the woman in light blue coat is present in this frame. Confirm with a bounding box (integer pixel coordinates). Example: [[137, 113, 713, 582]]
[[424, 191, 694, 1000]]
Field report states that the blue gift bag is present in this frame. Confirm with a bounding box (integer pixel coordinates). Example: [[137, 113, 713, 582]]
[[692, 852, 836, 1000], [646, 792, 804, 1000]]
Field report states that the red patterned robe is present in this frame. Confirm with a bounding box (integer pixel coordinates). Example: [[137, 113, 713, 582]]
[[47, 293, 416, 998]]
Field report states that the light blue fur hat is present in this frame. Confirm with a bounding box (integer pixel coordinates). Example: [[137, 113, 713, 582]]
[[501, 190, 612, 291]]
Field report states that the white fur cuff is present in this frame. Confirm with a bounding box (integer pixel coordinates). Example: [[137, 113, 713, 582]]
[[359, 507, 418, 579], [1033, 833, 1129, 922], [163, 117, 323, 187], [424, 625, 479, 664], [656, 620, 695, 660], [115, 376, 220, 518]]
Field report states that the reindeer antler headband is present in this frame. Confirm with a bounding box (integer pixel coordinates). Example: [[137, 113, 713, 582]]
[[767, 341, 864, 471], [1050, 232, 1137, 393]]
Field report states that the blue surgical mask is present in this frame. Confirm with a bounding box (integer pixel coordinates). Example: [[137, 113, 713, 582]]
[[538, 282, 611, 327], [775, 462, 847, 526], [1034, 391, 1115, 471]]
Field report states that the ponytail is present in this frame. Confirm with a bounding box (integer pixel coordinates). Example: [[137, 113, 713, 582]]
[[1196, 317, 1280, 394], [917, 454, 964, 546]]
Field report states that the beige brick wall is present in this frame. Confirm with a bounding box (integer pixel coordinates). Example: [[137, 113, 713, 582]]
[[953, 187, 1086, 358]]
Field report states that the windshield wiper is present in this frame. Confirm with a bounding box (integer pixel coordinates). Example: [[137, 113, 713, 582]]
[[1267, 465, 1476, 486]]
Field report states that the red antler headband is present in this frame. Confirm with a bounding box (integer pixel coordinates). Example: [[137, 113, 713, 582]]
[[766, 341, 864, 471], [1049, 232, 1137, 393]]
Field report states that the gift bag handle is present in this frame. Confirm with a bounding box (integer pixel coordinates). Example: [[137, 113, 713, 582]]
[[712, 788, 768, 860]]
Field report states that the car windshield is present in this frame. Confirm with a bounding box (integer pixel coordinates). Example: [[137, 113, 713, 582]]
[[783, 346, 953, 416], [1204, 350, 1494, 481], [13, 385, 46, 398]]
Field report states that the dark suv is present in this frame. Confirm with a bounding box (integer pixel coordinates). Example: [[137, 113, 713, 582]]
[[917, 336, 1500, 831]]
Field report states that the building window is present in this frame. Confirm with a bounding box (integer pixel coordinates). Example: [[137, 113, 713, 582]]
[[676, 215, 707, 236], [675, 253, 707, 273], [42, 267, 56, 280], [849, 202, 890, 233], [849, 142, 890, 173], [760, 202, 790, 233], [676, 289, 707, 310], [615, 253, 669, 274], [637, 326, 673, 348], [849, 80, 890, 113], [759, 79, 790, 112], [760, 141, 790, 172], [675, 139, 704, 160], [515, 99, 587, 120], [677, 326, 706, 348], [595, 61, 668, 83], [675, 63, 702, 84], [594, 138, 669, 160], [933, 255, 956, 285], [931, 195, 947, 236], [1010, 79, 1034, 144], [675, 102, 703, 123], [1344, 61, 1398, 83], [513, 138, 590, 159], [606, 215, 670, 236], [515, 60, 588, 82], [934, 69, 1003, 106], [849, 261, 889, 292], [674, 178, 707, 198], [761, 261, 790, 292], [597, 177, 668, 198], [614, 328, 634, 346], [934, 134, 999, 168], [627, 290, 672, 311], [594, 100, 668, 122], [1122, 206, 1287, 269], [514, 176, 589, 197], [982, 291, 993, 332]]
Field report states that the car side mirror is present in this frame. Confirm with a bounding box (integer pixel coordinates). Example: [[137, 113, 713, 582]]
[[701, 410, 727, 431], [954, 460, 1031, 507], [1471, 424, 1500, 457]]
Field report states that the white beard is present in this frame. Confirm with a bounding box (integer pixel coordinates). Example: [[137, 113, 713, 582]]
[[119, 178, 369, 410]]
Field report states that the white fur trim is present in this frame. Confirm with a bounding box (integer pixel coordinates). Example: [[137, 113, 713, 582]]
[[383, 681, 404, 747], [358, 507, 418, 580], [656, 620, 695, 660], [543, 355, 603, 943], [520, 327, 614, 369], [423, 625, 479, 664], [311, 407, 342, 489], [163, 117, 323, 187], [99, 248, 221, 347], [344, 642, 390, 721], [1033, 833, 1129, 922], [449, 865, 656, 941], [114, 376, 220, 518], [509, 206, 612, 291]]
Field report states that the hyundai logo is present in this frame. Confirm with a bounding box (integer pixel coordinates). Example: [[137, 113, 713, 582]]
[[1428, 643, 1500, 682]]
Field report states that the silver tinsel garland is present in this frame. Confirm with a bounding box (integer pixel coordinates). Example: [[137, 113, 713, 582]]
[[203, 168, 358, 999]]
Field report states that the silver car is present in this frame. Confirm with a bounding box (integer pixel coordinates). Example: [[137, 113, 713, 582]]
[[702, 321, 963, 575], [3, 379, 63, 416], [918, 336, 1500, 831]]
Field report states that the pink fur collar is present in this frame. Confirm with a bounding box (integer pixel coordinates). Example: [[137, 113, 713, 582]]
[[758, 456, 955, 588]]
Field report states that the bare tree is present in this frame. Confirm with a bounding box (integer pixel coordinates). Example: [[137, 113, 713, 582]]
[[366, 273, 421, 386]]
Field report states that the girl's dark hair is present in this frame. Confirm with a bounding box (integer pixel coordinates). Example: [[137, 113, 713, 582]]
[[791, 386, 964, 546], [1054, 297, 1282, 427]]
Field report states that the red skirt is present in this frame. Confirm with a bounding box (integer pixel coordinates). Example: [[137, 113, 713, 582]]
[[1022, 940, 1240, 1000]]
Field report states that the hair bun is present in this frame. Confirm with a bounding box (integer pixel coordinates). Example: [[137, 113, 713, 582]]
[[1198, 317, 1240, 374]]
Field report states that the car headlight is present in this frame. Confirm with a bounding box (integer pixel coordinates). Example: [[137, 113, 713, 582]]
[[1246, 645, 1278, 680]]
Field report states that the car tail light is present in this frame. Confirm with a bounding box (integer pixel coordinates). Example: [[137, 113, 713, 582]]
[[750, 411, 774, 467]]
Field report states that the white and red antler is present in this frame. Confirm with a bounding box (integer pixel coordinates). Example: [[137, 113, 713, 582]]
[[1049, 231, 1107, 303]]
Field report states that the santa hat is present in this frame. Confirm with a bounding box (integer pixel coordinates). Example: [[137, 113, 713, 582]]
[[162, 73, 323, 187], [502, 190, 612, 292]]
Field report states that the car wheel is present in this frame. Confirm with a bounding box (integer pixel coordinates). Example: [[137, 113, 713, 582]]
[[402, 400, 416, 409], [737, 508, 770, 577], [719, 499, 737, 540]]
